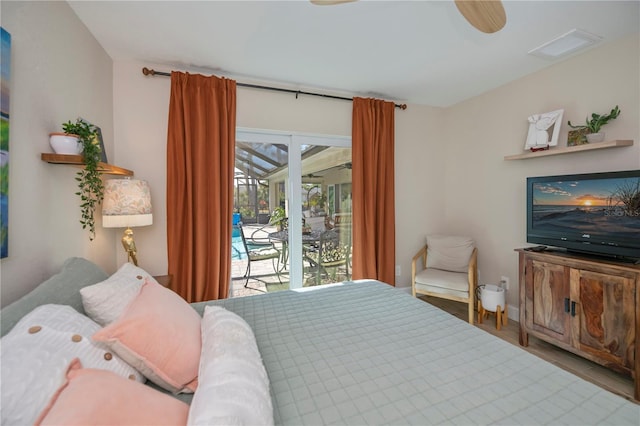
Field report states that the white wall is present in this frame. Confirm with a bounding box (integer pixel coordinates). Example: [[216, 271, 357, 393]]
[[1, 1, 117, 306], [442, 34, 640, 310], [395, 104, 447, 284]]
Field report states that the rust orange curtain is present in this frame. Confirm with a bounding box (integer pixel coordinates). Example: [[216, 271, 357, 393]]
[[351, 97, 396, 285], [166, 72, 236, 302]]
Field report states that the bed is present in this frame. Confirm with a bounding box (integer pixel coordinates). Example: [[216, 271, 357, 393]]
[[2, 257, 639, 425]]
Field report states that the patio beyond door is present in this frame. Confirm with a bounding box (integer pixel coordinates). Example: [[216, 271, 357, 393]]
[[233, 129, 351, 293]]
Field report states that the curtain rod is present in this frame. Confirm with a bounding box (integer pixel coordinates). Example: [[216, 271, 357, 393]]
[[141, 67, 407, 110]]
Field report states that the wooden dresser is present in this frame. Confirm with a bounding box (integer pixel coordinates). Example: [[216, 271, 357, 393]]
[[516, 248, 640, 400]]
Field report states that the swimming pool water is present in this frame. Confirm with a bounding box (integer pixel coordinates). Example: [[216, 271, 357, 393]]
[[232, 226, 246, 260]]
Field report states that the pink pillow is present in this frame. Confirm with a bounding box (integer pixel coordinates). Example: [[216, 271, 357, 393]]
[[92, 279, 201, 393], [35, 359, 189, 426]]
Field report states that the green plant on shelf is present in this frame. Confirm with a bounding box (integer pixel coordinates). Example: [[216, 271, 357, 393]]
[[62, 119, 104, 240], [568, 105, 621, 134]]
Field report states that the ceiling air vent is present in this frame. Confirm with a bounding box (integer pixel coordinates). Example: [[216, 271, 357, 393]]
[[528, 29, 602, 59]]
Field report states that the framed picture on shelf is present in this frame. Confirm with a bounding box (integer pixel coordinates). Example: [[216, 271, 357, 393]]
[[79, 117, 108, 163], [567, 128, 589, 147], [93, 125, 107, 163], [524, 109, 564, 151]]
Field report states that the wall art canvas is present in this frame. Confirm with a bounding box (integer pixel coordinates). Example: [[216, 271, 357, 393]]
[[1, 27, 10, 258]]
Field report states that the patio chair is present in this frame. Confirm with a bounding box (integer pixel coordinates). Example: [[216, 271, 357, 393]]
[[239, 223, 282, 288], [411, 235, 478, 324], [303, 228, 351, 285], [249, 216, 287, 244]]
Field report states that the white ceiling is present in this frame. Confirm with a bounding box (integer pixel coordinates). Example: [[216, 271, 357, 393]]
[[68, 1, 639, 107]]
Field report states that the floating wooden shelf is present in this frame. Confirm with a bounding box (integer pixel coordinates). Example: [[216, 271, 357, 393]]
[[504, 140, 634, 160], [41, 153, 134, 176]]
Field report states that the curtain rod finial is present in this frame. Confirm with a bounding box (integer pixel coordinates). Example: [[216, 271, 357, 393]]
[[142, 67, 155, 76]]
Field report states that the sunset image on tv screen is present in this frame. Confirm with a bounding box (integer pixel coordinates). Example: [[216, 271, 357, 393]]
[[532, 177, 640, 238]]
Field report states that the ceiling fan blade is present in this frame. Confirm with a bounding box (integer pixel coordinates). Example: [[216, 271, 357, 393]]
[[454, 0, 506, 34], [310, 0, 357, 5]]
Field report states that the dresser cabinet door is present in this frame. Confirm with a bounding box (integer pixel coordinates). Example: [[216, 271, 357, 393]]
[[572, 269, 636, 373], [526, 260, 571, 344]]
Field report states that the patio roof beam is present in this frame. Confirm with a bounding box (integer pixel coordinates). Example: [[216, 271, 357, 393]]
[[235, 154, 272, 175], [236, 142, 284, 168], [301, 146, 329, 160], [261, 146, 332, 180], [235, 162, 269, 180]]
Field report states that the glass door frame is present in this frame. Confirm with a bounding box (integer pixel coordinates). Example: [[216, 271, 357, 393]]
[[236, 128, 351, 289]]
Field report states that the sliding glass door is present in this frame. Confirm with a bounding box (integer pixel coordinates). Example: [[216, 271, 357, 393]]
[[234, 129, 351, 293], [300, 146, 352, 287]]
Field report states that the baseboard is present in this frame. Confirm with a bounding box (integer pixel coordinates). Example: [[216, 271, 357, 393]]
[[506, 304, 519, 322], [401, 285, 521, 322], [395, 286, 412, 295]]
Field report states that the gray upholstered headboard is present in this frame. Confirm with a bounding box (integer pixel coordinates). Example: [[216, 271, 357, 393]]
[[1, 257, 108, 337]]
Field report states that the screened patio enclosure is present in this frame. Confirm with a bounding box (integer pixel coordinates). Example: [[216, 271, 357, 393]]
[[232, 135, 352, 295], [234, 142, 352, 224]]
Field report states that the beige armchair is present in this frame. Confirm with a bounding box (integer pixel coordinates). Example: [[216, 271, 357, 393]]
[[411, 235, 478, 324]]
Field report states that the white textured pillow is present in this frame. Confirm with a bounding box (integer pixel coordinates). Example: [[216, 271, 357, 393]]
[[188, 306, 273, 426], [0, 304, 144, 426], [426, 235, 475, 273], [80, 262, 159, 326]]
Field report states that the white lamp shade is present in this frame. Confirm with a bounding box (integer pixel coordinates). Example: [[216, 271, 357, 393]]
[[102, 179, 153, 228]]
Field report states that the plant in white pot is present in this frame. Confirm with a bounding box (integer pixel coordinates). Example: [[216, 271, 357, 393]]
[[60, 119, 104, 240], [568, 105, 621, 143], [49, 131, 82, 155]]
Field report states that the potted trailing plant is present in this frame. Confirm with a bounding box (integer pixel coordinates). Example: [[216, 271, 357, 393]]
[[270, 206, 287, 231], [61, 119, 104, 240], [568, 105, 621, 143], [49, 132, 82, 154]]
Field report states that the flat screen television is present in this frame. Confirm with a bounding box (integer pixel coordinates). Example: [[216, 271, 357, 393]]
[[527, 169, 640, 261]]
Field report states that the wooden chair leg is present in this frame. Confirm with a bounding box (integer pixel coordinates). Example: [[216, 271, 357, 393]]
[[468, 299, 474, 325], [503, 304, 508, 326]]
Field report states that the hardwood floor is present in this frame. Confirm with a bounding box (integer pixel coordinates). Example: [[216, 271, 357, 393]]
[[420, 296, 637, 404]]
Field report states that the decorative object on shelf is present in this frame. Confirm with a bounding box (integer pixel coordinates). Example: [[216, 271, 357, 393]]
[[79, 117, 108, 163], [568, 105, 621, 144], [61, 119, 104, 240], [567, 128, 589, 147], [102, 178, 153, 266], [49, 133, 82, 154], [587, 133, 605, 143], [524, 109, 564, 152]]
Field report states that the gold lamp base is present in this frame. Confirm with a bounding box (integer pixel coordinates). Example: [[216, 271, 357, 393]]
[[121, 227, 139, 266]]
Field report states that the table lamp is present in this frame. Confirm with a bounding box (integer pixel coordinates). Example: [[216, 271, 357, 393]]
[[102, 178, 153, 266]]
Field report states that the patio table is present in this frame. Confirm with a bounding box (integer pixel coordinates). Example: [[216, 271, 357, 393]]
[[268, 229, 323, 244], [268, 229, 323, 270]]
